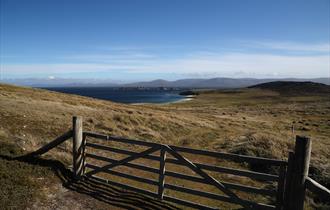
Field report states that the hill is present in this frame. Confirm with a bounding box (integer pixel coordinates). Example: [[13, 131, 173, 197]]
[[124, 78, 243, 88], [249, 81, 330, 95], [3, 77, 329, 88], [124, 77, 330, 88], [0, 83, 329, 209]]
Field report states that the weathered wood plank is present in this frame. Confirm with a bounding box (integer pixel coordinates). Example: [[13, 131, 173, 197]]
[[306, 177, 330, 198], [85, 146, 160, 176], [164, 145, 253, 210], [166, 158, 279, 181], [85, 131, 160, 147], [85, 142, 160, 161], [81, 134, 87, 175], [165, 184, 276, 210], [158, 146, 166, 199], [85, 163, 158, 185], [86, 152, 275, 195], [283, 152, 295, 210], [73, 116, 84, 179], [84, 132, 108, 140], [276, 165, 286, 210], [170, 145, 287, 166], [86, 152, 159, 173], [163, 195, 217, 210], [88, 174, 157, 198], [88, 174, 216, 209], [84, 131, 287, 166], [88, 174, 275, 210], [288, 136, 311, 210], [165, 170, 276, 196], [24, 130, 72, 157], [86, 142, 278, 181]]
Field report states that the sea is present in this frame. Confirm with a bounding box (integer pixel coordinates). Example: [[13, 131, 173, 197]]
[[44, 87, 186, 104]]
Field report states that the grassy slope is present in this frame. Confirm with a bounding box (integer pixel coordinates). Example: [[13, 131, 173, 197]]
[[0, 141, 59, 210], [0, 84, 329, 209]]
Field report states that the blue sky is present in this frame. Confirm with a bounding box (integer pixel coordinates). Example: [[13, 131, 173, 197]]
[[0, 0, 329, 81]]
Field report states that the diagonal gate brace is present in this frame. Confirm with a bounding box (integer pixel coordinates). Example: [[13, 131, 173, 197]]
[[164, 145, 253, 210], [85, 146, 160, 177]]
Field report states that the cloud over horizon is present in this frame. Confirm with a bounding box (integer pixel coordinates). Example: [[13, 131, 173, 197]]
[[1, 41, 329, 80]]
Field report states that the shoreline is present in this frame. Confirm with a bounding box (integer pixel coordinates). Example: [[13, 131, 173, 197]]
[[168, 95, 195, 104], [131, 95, 195, 105]]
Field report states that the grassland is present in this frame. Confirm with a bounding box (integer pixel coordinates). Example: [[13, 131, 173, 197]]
[[0, 83, 329, 209]]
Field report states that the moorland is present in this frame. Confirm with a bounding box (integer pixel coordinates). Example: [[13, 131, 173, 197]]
[[0, 81, 329, 209]]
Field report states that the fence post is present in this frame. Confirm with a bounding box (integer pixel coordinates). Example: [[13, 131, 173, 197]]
[[286, 136, 311, 210], [73, 116, 84, 179], [276, 165, 286, 210], [158, 146, 166, 199], [283, 152, 295, 210]]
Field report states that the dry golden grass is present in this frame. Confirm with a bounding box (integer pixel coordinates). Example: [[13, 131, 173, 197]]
[[0, 83, 329, 209]]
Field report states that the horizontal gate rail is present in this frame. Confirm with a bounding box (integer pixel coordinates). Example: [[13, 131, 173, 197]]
[[165, 171, 276, 196], [86, 142, 160, 161], [86, 163, 158, 185], [170, 145, 286, 166], [32, 117, 330, 210], [85, 141, 279, 181], [84, 132, 160, 147], [164, 183, 275, 210], [306, 177, 330, 198], [86, 152, 159, 173], [86, 167, 276, 209], [84, 131, 287, 166], [90, 175, 228, 210], [86, 152, 276, 196], [163, 195, 218, 210], [81, 128, 285, 209], [85, 146, 160, 177], [166, 159, 279, 181], [90, 174, 217, 210], [164, 145, 254, 210], [90, 174, 158, 198]]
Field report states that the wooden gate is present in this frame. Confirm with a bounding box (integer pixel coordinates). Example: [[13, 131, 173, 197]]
[[73, 116, 291, 210], [23, 116, 330, 209]]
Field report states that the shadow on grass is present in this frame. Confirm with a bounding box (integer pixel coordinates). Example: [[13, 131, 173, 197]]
[[0, 154, 179, 210]]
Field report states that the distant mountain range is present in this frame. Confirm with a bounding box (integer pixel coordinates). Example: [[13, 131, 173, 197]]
[[2, 77, 329, 88], [124, 78, 330, 88], [0, 78, 119, 88]]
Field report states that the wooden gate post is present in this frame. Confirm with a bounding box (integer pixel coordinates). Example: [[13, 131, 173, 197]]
[[158, 146, 166, 200], [283, 152, 295, 210], [285, 136, 311, 210], [73, 116, 84, 179]]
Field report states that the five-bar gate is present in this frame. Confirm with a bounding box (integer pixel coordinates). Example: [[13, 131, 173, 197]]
[[72, 116, 296, 209], [34, 116, 327, 210]]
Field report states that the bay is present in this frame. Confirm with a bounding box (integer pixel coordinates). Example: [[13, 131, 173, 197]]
[[44, 87, 186, 104]]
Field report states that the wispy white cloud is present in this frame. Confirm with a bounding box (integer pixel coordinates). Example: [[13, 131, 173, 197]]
[[129, 53, 329, 78], [93, 44, 184, 52], [1, 63, 138, 73], [2, 40, 329, 79], [66, 53, 156, 61], [2, 52, 329, 78], [243, 41, 330, 53]]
